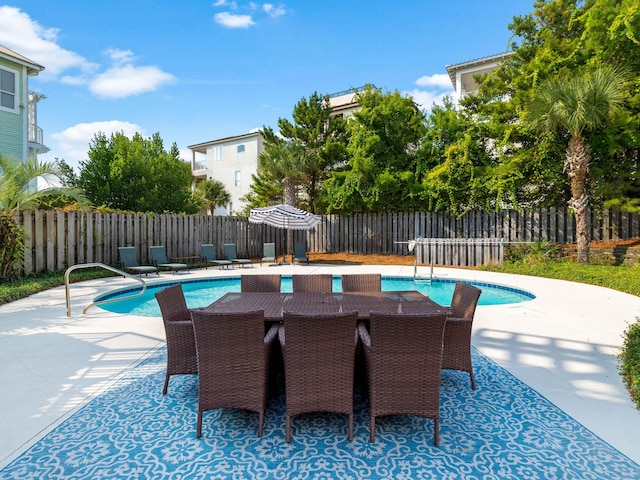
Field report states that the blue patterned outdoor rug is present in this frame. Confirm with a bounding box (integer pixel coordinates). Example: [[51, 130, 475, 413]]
[[2, 347, 639, 479]]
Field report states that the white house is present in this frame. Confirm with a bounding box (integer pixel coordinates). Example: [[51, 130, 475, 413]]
[[188, 131, 264, 216], [445, 52, 513, 100], [0, 45, 48, 162]]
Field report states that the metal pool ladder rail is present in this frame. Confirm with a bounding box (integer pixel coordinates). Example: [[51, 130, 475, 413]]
[[64, 263, 148, 317]]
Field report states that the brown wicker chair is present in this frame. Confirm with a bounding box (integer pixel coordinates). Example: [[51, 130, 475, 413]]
[[341, 273, 382, 292], [190, 309, 277, 438], [241, 274, 282, 292], [279, 311, 359, 442], [291, 274, 333, 293], [154, 284, 198, 395], [442, 281, 482, 389], [358, 312, 447, 445]]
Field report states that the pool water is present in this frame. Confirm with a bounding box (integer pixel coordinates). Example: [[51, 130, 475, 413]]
[[96, 276, 534, 317]]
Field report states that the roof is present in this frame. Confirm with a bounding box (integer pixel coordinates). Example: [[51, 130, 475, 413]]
[[0, 45, 45, 75], [187, 131, 262, 151], [445, 52, 514, 90]]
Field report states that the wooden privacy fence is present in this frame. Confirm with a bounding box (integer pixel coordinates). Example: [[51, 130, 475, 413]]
[[12, 207, 640, 274], [412, 238, 504, 268]]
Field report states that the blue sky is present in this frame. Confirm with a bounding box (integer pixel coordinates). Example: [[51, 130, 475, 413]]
[[2, 1, 533, 171]]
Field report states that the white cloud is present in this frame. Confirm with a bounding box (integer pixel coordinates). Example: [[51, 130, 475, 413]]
[[263, 3, 286, 17], [0, 7, 174, 99], [90, 64, 175, 99], [404, 88, 453, 112], [214, 12, 255, 28], [0, 6, 98, 79], [406, 73, 455, 112], [51, 121, 144, 170], [415, 73, 452, 89], [105, 48, 136, 66]]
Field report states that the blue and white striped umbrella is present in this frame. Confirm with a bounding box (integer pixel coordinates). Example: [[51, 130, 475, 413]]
[[249, 204, 321, 230]]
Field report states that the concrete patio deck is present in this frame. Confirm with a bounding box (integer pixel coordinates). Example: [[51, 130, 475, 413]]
[[1, 262, 640, 469]]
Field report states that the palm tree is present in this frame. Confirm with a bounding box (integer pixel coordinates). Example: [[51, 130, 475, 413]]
[[528, 66, 626, 263], [196, 178, 231, 215], [0, 155, 86, 278], [257, 140, 309, 207]]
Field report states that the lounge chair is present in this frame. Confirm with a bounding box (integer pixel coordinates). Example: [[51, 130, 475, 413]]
[[292, 242, 309, 265], [149, 246, 189, 274], [201, 244, 232, 269], [260, 242, 277, 266], [118, 246, 158, 277], [223, 243, 252, 268]]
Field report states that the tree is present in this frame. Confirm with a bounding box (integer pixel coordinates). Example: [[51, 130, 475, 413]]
[[260, 91, 349, 213], [324, 87, 426, 213], [196, 179, 231, 215], [0, 155, 86, 278], [77, 131, 199, 214], [465, 0, 639, 211], [528, 66, 627, 263]]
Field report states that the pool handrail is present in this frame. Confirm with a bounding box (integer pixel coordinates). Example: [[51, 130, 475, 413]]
[[64, 262, 148, 317]]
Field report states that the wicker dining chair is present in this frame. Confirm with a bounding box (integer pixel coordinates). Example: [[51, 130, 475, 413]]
[[442, 281, 482, 389], [279, 311, 359, 442], [341, 273, 382, 292], [190, 309, 277, 438], [291, 274, 333, 293], [358, 312, 447, 445], [154, 284, 198, 395], [241, 274, 282, 292]]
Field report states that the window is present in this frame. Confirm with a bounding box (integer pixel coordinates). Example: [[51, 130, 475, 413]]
[[234, 170, 241, 186], [211, 145, 223, 161], [237, 144, 245, 153], [0, 67, 18, 113]]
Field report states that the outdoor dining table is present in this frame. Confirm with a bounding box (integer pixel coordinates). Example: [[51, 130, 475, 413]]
[[201, 290, 449, 322]]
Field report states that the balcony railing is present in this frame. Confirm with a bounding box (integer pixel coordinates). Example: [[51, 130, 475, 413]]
[[28, 123, 44, 145], [193, 160, 207, 171]]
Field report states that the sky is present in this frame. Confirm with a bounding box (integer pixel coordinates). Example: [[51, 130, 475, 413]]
[[2, 0, 534, 172]]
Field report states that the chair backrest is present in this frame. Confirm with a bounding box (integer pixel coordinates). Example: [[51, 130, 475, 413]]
[[150, 245, 169, 265], [293, 242, 307, 258], [191, 309, 267, 406], [341, 273, 382, 292], [154, 284, 190, 323], [449, 282, 482, 319], [223, 243, 239, 260], [201, 244, 217, 262], [241, 274, 281, 292], [263, 243, 276, 258], [292, 274, 333, 293], [281, 311, 358, 414], [367, 312, 447, 411], [118, 246, 139, 269]]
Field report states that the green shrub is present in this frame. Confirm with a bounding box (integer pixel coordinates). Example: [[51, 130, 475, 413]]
[[620, 318, 640, 410], [504, 240, 563, 264]]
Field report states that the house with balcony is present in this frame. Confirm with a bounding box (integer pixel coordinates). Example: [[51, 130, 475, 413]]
[[445, 52, 513, 100], [188, 131, 264, 216], [0, 45, 48, 163]]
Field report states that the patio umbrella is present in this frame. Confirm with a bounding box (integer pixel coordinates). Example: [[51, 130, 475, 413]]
[[249, 204, 321, 263]]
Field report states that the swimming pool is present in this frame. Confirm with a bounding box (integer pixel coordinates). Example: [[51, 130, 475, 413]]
[[96, 276, 535, 317]]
